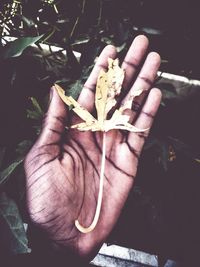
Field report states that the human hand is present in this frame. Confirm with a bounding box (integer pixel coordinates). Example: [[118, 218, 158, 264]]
[[24, 35, 162, 261]]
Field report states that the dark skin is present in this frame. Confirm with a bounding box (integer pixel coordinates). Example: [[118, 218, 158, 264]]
[[24, 35, 162, 261]]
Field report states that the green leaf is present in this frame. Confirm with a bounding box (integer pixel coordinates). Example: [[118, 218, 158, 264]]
[[30, 97, 43, 115], [66, 80, 83, 99], [27, 110, 41, 120], [0, 192, 29, 255], [80, 39, 102, 68], [15, 140, 32, 157], [0, 158, 24, 186], [27, 97, 44, 120], [159, 141, 169, 172], [156, 82, 177, 100], [1, 35, 43, 59], [168, 136, 198, 159], [19, 15, 36, 28]]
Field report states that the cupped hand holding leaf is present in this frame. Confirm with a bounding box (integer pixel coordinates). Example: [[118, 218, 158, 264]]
[[54, 57, 148, 233], [25, 35, 162, 259]]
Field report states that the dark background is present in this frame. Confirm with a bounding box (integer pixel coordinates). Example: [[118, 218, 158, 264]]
[[0, 1, 200, 266]]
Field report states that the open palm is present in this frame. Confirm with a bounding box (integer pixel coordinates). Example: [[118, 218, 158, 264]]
[[24, 35, 162, 261]]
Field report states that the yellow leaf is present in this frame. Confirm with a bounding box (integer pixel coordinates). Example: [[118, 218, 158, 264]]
[[55, 58, 146, 133], [95, 58, 125, 126], [54, 84, 96, 125]]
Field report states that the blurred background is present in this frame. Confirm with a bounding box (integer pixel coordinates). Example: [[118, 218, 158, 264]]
[[0, 0, 200, 266]]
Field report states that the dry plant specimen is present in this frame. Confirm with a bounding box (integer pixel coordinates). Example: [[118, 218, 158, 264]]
[[55, 58, 146, 233]]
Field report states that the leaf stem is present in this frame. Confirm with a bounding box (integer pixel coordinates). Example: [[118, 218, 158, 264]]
[[75, 131, 106, 233]]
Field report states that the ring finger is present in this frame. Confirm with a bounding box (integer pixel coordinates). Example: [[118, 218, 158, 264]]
[[121, 51, 161, 123]]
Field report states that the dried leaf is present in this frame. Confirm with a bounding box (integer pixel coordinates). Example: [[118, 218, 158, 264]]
[[55, 58, 146, 133], [95, 58, 125, 126], [55, 84, 96, 125]]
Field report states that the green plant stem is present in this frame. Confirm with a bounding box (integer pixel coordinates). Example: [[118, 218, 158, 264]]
[[41, 26, 56, 43], [75, 131, 106, 233]]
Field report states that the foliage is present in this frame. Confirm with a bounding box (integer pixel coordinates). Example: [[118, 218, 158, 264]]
[[0, 0, 200, 263], [0, 191, 29, 255], [0, 158, 24, 186], [1, 35, 43, 59]]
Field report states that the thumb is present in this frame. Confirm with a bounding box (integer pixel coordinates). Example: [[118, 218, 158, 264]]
[[37, 86, 68, 146]]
